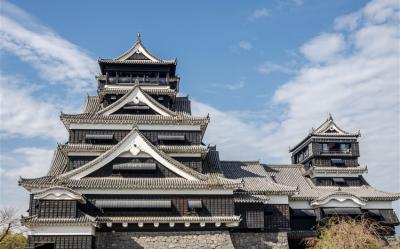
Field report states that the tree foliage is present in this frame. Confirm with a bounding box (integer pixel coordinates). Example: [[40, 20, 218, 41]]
[[306, 216, 397, 249], [0, 233, 27, 249]]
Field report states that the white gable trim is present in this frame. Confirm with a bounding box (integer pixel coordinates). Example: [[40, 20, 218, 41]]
[[98, 86, 173, 116], [68, 131, 198, 181], [34, 187, 86, 204], [118, 41, 160, 62], [28, 225, 95, 236], [311, 193, 367, 207]]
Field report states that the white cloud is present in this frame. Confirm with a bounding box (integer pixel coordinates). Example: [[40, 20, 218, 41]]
[[238, 41, 252, 50], [363, 0, 400, 24], [0, 147, 54, 178], [0, 1, 98, 92], [300, 33, 345, 63], [0, 74, 67, 141], [248, 8, 270, 21], [193, 0, 400, 197], [258, 61, 297, 75], [334, 12, 362, 31]]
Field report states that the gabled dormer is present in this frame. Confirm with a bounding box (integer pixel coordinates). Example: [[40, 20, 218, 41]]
[[58, 129, 208, 181], [97, 84, 176, 116], [290, 114, 361, 169]]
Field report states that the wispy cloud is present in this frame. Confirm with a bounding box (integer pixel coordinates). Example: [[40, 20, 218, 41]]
[[211, 80, 245, 91], [0, 1, 98, 92], [248, 8, 270, 21], [0, 74, 67, 141], [238, 41, 252, 50], [0, 147, 54, 178], [258, 61, 297, 75]]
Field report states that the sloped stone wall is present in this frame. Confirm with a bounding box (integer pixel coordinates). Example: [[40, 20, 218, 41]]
[[230, 232, 289, 249], [96, 231, 234, 249]]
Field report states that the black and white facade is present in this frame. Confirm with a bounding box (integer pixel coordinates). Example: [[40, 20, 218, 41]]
[[19, 35, 399, 249]]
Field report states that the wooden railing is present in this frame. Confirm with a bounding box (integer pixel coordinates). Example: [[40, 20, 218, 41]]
[[318, 150, 352, 155], [97, 75, 179, 85]]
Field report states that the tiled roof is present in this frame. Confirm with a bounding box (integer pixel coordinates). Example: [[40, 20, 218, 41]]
[[176, 96, 191, 114], [22, 214, 240, 226], [98, 59, 176, 65], [20, 130, 241, 190], [96, 215, 240, 223], [19, 177, 241, 190], [158, 145, 209, 155], [83, 96, 101, 113], [62, 143, 209, 155], [267, 165, 400, 201], [60, 113, 209, 127], [22, 215, 97, 226], [102, 34, 175, 64], [312, 114, 359, 136], [234, 194, 270, 203], [220, 161, 297, 195], [46, 147, 68, 176], [202, 147, 223, 176]]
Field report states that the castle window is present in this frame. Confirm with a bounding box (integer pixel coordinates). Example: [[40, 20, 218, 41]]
[[188, 200, 203, 209], [340, 143, 351, 152], [332, 177, 345, 185], [85, 134, 114, 140], [113, 162, 157, 171], [34, 243, 55, 249], [331, 158, 345, 167], [95, 199, 172, 209]]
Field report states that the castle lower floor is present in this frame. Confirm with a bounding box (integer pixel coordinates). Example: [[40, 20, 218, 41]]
[[28, 231, 293, 249]]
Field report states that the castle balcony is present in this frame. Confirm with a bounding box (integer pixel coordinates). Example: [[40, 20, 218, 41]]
[[318, 149, 352, 155], [96, 74, 179, 86], [315, 149, 360, 157]]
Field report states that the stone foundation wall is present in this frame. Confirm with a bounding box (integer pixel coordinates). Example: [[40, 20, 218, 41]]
[[96, 231, 235, 249], [230, 232, 289, 249]]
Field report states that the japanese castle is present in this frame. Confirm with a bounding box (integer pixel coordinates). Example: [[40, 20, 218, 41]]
[[19, 34, 399, 249]]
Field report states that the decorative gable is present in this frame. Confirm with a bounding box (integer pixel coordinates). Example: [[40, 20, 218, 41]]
[[310, 191, 367, 207], [313, 114, 347, 134], [97, 85, 176, 116], [58, 129, 207, 181], [115, 33, 162, 62], [34, 186, 86, 204]]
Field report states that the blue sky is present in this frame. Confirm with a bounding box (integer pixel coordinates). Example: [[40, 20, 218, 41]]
[[0, 0, 399, 215]]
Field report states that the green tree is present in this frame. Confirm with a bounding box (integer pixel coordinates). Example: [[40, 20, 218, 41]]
[[0, 233, 27, 249]]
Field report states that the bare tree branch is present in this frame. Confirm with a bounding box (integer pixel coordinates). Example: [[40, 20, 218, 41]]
[[0, 207, 22, 242]]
